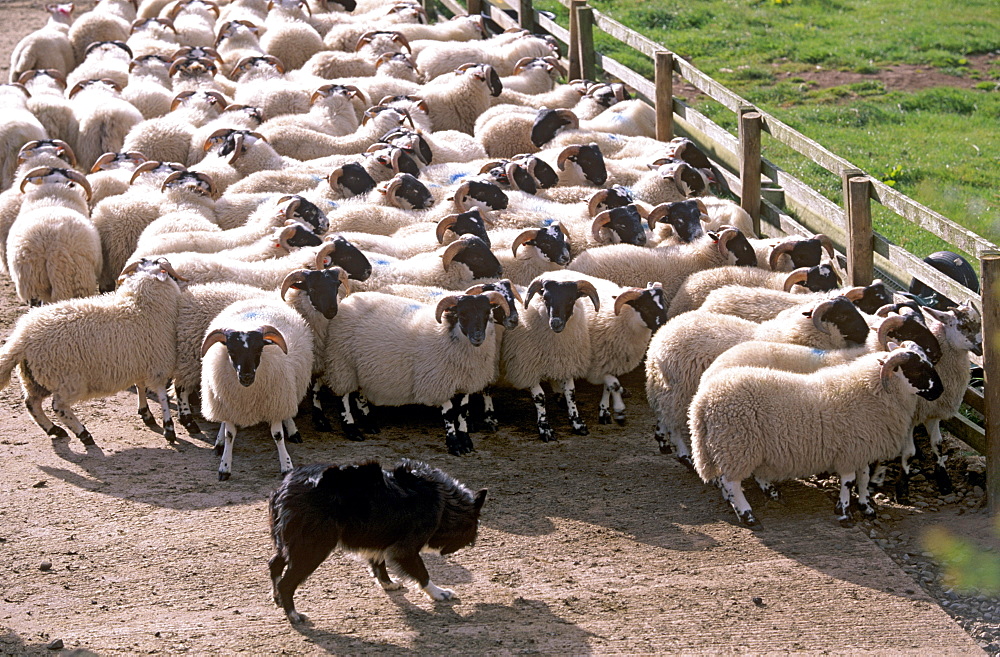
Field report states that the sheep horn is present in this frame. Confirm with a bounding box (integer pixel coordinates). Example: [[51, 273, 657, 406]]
[[876, 314, 907, 349], [588, 189, 610, 217], [263, 55, 285, 74], [170, 90, 197, 112], [90, 152, 117, 173], [715, 227, 740, 258], [333, 266, 351, 296], [355, 31, 377, 51], [316, 239, 338, 269], [259, 325, 288, 354], [117, 260, 142, 284], [280, 270, 307, 300], [879, 348, 915, 392], [205, 91, 227, 109], [280, 196, 302, 220], [200, 329, 228, 356], [391, 31, 411, 52], [441, 238, 473, 272], [512, 57, 533, 75], [842, 286, 866, 302], [576, 279, 600, 312], [381, 175, 405, 208], [768, 238, 799, 271], [156, 258, 187, 282], [645, 202, 674, 229], [435, 295, 459, 323], [613, 288, 643, 316], [524, 279, 543, 308], [51, 139, 77, 168], [783, 267, 811, 292], [479, 160, 506, 174], [591, 210, 612, 242], [505, 280, 524, 303], [810, 299, 834, 334], [436, 214, 459, 243], [817, 233, 835, 258], [19, 166, 54, 192], [342, 85, 366, 104], [67, 81, 87, 98], [544, 56, 567, 77], [511, 229, 539, 257], [204, 128, 234, 151], [128, 160, 164, 183], [556, 143, 584, 170], [484, 290, 510, 319], [160, 170, 186, 189]]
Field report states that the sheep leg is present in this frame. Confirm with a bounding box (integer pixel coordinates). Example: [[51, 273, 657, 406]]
[[174, 385, 201, 434], [481, 390, 499, 432], [337, 393, 365, 442], [214, 424, 226, 455], [719, 476, 758, 527], [836, 471, 857, 524], [559, 379, 588, 435], [895, 432, 917, 505], [152, 384, 176, 443], [51, 395, 94, 446], [856, 466, 876, 519], [925, 419, 953, 495], [272, 420, 294, 476], [442, 396, 474, 456], [754, 476, 781, 502], [354, 392, 380, 434], [25, 393, 67, 439], [604, 375, 627, 426], [529, 383, 555, 442], [309, 380, 333, 433], [868, 461, 888, 487], [598, 386, 613, 424], [218, 422, 236, 481], [653, 417, 670, 453], [136, 385, 157, 428], [369, 558, 404, 591], [657, 417, 694, 470], [283, 418, 302, 444]]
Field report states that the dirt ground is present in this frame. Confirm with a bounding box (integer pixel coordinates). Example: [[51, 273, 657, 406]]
[[0, 2, 996, 654]]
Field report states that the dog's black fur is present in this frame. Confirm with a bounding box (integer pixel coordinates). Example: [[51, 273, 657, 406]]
[[268, 459, 487, 624]]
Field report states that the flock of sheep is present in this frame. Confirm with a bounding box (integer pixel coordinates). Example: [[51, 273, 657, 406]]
[[0, 0, 983, 525]]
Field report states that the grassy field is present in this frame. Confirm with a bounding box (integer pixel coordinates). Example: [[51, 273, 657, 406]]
[[523, 0, 1000, 258]]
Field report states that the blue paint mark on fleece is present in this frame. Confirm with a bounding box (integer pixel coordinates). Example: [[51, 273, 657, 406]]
[[373, 258, 391, 266], [448, 171, 470, 184]]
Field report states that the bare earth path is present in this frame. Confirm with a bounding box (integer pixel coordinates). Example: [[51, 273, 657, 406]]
[[0, 3, 992, 654]]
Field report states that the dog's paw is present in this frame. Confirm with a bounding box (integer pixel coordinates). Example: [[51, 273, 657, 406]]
[[423, 583, 454, 601], [379, 580, 406, 591], [286, 610, 307, 624]]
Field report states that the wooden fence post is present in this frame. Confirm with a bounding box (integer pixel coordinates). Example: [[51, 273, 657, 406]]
[[738, 106, 762, 237], [468, 0, 482, 17], [983, 252, 1000, 516], [655, 51, 674, 142], [519, 0, 534, 32], [576, 4, 595, 80], [842, 171, 874, 286], [568, 0, 583, 79]]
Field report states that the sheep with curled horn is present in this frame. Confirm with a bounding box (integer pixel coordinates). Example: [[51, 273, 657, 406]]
[[122, 90, 229, 165], [350, 234, 503, 293], [299, 29, 409, 80], [258, 84, 365, 140], [8, 166, 102, 305], [335, 207, 492, 260], [259, 0, 324, 71], [18, 70, 81, 157], [126, 16, 180, 59], [0, 257, 186, 446], [319, 288, 510, 453], [487, 223, 573, 287], [69, 78, 144, 171], [9, 2, 75, 83]]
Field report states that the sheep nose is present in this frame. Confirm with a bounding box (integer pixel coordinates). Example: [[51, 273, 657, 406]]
[[549, 317, 565, 332], [635, 233, 647, 246], [237, 369, 256, 387], [468, 333, 485, 346]]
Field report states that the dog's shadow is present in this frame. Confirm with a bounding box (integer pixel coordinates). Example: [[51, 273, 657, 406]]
[[291, 594, 595, 654]]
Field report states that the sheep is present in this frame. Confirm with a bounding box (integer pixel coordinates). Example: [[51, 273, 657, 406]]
[[0, 257, 185, 445], [336, 207, 491, 259], [496, 273, 600, 441], [260, 0, 325, 71], [68, 0, 134, 66], [413, 30, 557, 80], [755, 233, 836, 272], [353, 235, 503, 292], [123, 54, 175, 119], [166, 0, 220, 49], [666, 263, 843, 319], [126, 16, 180, 57], [258, 84, 364, 140], [200, 296, 314, 479], [227, 55, 311, 121], [132, 169, 220, 243], [390, 13, 483, 43], [543, 270, 669, 426], [16, 70, 80, 155], [214, 19, 265, 77], [86, 150, 148, 206], [9, 3, 76, 82], [69, 78, 144, 171], [697, 279, 894, 324], [401, 63, 502, 135], [567, 226, 758, 306], [318, 2, 427, 51], [187, 103, 264, 166], [0, 83, 49, 192], [298, 29, 408, 80], [490, 224, 572, 287], [168, 54, 227, 95], [644, 295, 873, 466], [689, 341, 944, 526], [7, 167, 103, 305], [122, 90, 229, 165], [173, 266, 350, 435], [66, 39, 134, 91], [319, 288, 510, 453]]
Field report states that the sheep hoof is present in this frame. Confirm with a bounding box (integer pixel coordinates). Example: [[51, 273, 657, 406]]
[[447, 433, 475, 456], [46, 426, 68, 439], [344, 427, 366, 442], [933, 465, 953, 495], [362, 422, 380, 435], [181, 419, 201, 435], [218, 471, 231, 481], [675, 454, 695, 471], [738, 511, 759, 527], [859, 503, 877, 519], [894, 479, 910, 505], [570, 422, 589, 436], [78, 431, 95, 446], [163, 427, 177, 443], [613, 412, 626, 426], [311, 411, 332, 433], [598, 409, 611, 424], [138, 408, 157, 428], [286, 431, 303, 444], [838, 515, 854, 528], [657, 440, 671, 455], [538, 426, 555, 442]]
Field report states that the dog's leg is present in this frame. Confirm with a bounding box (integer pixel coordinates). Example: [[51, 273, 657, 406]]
[[272, 420, 294, 476], [369, 558, 404, 591], [391, 553, 454, 601], [276, 550, 332, 624], [269, 553, 287, 606]]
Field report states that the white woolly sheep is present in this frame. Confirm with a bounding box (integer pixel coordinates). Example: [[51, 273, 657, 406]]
[[85, 150, 148, 207], [7, 167, 103, 305], [260, 0, 324, 71], [8, 3, 76, 82], [122, 54, 175, 119], [200, 296, 314, 479], [166, 0, 220, 49], [0, 257, 185, 445], [689, 342, 944, 526], [697, 279, 893, 324], [497, 273, 600, 441], [69, 78, 144, 171], [66, 39, 134, 91], [122, 90, 229, 165], [68, 0, 134, 65], [336, 207, 491, 259], [18, 70, 80, 154], [319, 288, 509, 454], [413, 30, 556, 80], [645, 295, 873, 466], [125, 17, 181, 58], [0, 83, 49, 192], [258, 84, 363, 140], [352, 235, 503, 293]]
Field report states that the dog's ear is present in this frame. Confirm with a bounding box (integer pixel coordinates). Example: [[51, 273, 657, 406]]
[[474, 488, 488, 511]]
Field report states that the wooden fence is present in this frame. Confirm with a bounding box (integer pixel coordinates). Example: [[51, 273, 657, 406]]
[[434, 0, 1000, 512]]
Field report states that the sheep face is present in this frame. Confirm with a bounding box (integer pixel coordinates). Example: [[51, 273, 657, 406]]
[[203, 327, 287, 387], [437, 209, 490, 247], [329, 163, 376, 197], [592, 205, 647, 247], [521, 155, 558, 189], [437, 294, 497, 347], [809, 296, 870, 345], [278, 196, 328, 235], [558, 144, 607, 186], [925, 301, 983, 357], [380, 173, 432, 210], [466, 279, 521, 330], [531, 108, 575, 147], [880, 310, 942, 364], [442, 236, 502, 279], [799, 264, 841, 293], [647, 199, 704, 243], [460, 179, 508, 211], [517, 224, 571, 266], [883, 346, 944, 401], [714, 229, 757, 267], [380, 127, 433, 165], [616, 285, 668, 332], [853, 281, 893, 315], [525, 279, 598, 333], [282, 268, 349, 320], [320, 236, 372, 281]]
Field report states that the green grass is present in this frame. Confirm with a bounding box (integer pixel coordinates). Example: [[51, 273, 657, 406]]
[[530, 0, 1000, 258]]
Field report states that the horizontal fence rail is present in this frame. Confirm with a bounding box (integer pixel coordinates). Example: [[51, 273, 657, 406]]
[[439, 0, 997, 503]]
